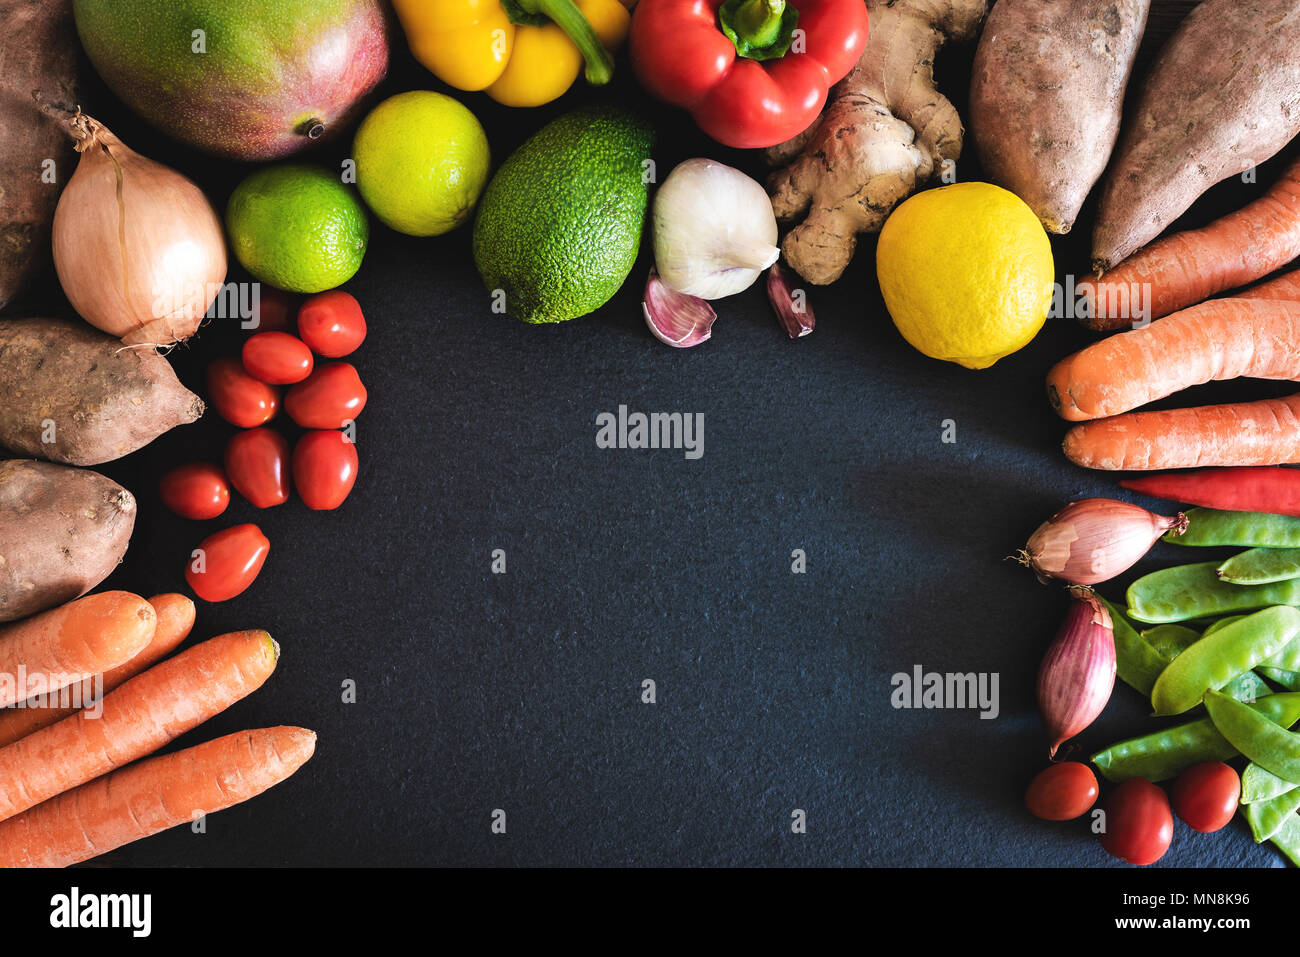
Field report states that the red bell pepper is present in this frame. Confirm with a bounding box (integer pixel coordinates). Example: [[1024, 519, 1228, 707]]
[[629, 0, 869, 149]]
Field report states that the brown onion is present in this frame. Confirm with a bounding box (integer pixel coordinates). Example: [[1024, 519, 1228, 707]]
[[1038, 586, 1115, 758], [52, 112, 226, 346], [1016, 497, 1187, 585]]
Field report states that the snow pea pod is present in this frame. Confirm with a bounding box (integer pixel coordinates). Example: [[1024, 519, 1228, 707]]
[[1198, 617, 1273, 702], [1219, 547, 1300, 586], [1168, 509, 1300, 548], [1242, 762, 1297, 804], [1260, 667, 1300, 691], [1138, 619, 1269, 703], [1151, 607, 1300, 715], [1091, 693, 1300, 783], [1105, 598, 1173, 696], [1270, 812, 1300, 866], [1141, 624, 1199, 658], [1127, 562, 1300, 623], [1245, 787, 1300, 841], [1206, 690, 1300, 784]]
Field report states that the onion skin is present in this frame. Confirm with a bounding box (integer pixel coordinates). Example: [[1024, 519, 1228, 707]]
[[1017, 497, 1187, 585], [52, 114, 227, 346], [1038, 586, 1116, 758]]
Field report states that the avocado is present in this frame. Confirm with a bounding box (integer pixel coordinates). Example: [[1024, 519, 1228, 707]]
[[472, 106, 655, 324]]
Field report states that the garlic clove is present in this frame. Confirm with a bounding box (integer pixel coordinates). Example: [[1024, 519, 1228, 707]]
[[643, 269, 716, 348], [766, 262, 815, 338]]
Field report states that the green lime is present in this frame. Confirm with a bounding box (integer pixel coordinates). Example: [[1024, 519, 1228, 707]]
[[353, 91, 490, 237], [226, 165, 369, 293]]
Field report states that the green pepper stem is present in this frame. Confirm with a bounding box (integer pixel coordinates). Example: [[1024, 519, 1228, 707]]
[[519, 0, 614, 86], [731, 0, 785, 48]]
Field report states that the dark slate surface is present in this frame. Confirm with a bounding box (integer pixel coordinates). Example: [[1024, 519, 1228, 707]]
[[18, 10, 1298, 867]]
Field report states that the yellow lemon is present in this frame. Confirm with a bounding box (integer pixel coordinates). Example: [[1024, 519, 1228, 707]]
[[876, 182, 1054, 369]]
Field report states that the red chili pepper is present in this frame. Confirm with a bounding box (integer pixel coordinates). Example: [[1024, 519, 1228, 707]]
[[629, 0, 868, 149], [1121, 467, 1300, 517]]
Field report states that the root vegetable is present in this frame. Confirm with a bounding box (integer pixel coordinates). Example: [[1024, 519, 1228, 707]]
[[765, 0, 991, 286], [0, 592, 154, 709], [0, 0, 79, 311], [0, 726, 315, 868], [0, 460, 135, 623], [1063, 393, 1300, 471], [1081, 156, 1300, 329], [1047, 299, 1300, 422], [969, 0, 1149, 234], [0, 318, 203, 465], [0, 629, 279, 823], [1092, 0, 1300, 272], [1246, 267, 1300, 303]]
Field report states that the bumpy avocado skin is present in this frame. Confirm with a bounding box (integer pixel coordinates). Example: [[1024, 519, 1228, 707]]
[[472, 106, 655, 324]]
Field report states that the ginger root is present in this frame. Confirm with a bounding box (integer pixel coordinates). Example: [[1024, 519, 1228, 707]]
[[765, 0, 990, 286]]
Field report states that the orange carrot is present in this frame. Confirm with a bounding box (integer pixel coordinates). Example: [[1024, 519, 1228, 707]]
[[1080, 155, 1300, 330], [1063, 393, 1300, 471], [0, 592, 155, 710], [1245, 266, 1300, 302], [1047, 299, 1300, 422], [0, 629, 278, 823], [0, 593, 195, 749], [0, 726, 315, 867]]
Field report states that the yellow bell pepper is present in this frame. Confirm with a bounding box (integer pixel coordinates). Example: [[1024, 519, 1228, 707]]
[[392, 0, 630, 108]]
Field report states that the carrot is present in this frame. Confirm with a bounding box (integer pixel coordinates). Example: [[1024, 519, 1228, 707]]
[[1047, 299, 1300, 422], [1063, 392, 1300, 471], [1079, 155, 1300, 330], [1120, 467, 1300, 516], [0, 726, 315, 867], [0, 629, 278, 823], [0, 593, 195, 749], [0, 591, 155, 710], [1245, 266, 1300, 302]]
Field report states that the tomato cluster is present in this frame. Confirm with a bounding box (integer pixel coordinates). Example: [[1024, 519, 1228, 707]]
[[160, 288, 368, 603]]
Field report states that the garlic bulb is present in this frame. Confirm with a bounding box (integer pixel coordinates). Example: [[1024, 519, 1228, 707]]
[[652, 158, 779, 300]]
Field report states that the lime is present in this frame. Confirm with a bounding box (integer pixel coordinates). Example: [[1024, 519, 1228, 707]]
[[226, 165, 369, 294], [353, 91, 490, 237], [875, 182, 1054, 369]]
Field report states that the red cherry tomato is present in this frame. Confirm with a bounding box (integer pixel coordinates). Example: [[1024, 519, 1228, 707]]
[[247, 285, 298, 334], [1025, 762, 1099, 821], [1169, 762, 1240, 833], [1099, 778, 1174, 866], [242, 332, 314, 385], [293, 430, 359, 510], [297, 290, 366, 357], [206, 357, 280, 428], [285, 362, 367, 429], [159, 462, 229, 520], [224, 428, 290, 508], [186, 523, 269, 603]]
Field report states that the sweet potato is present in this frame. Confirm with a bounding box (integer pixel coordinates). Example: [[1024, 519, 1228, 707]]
[[970, 0, 1149, 234], [0, 460, 135, 623], [0, 318, 204, 465], [0, 0, 79, 312], [1092, 0, 1300, 271]]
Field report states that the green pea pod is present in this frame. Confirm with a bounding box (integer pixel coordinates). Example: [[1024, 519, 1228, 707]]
[[1219, 548, 1300, 586], [1260, 667, 1300, 691], [1140, 620, 1269, 703], [1104, 598, 1170, 696], [1242, 762, 1297, 804], [1091, 693, 1300, 783], [1245, 788, 1300, 842], [1151, 607, 1300, 715], [1141, 624, 1200, 659], [1168, 509, 1300, 548], [1270, 812, 1300, 866], [1206, 690, 1300, 784], [1127, 562, 1300, 624], [1202, 616, 1249, 638]]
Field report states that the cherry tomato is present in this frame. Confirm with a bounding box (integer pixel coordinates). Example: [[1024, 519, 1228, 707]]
[[224, 428, 290, 508], [206, 357, 280, 428], [159, 462, 229, 520], [242, 332, 314, 385], [297, 290, 366, 357], [186, 523, 269, 603], [247, 285, 298, 334], [1025, 762, 1099, 821], [293, 430, 358, 510], [285, 362, 367, 429], [1169, 762, 1240, 833], [1099, 778, 1174, 866]]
